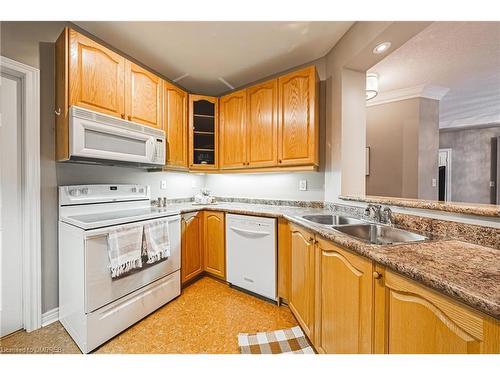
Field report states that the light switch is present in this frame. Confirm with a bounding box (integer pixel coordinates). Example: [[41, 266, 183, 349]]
[[160, 180, 167, 190], [299, 179, 307, 191], [431, 178, 437, 187]]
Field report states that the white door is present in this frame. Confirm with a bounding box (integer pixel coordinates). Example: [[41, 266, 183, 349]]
[[0, 72, 23, 337]]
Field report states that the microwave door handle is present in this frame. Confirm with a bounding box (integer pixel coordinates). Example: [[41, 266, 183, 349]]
[[146, 138, 155, 160]]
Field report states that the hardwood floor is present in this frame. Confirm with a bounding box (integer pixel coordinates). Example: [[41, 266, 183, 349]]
[[0, 277, 296, 354]]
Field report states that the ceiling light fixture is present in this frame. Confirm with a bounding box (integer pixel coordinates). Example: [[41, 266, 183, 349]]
[[373, 42, 391, 54], [366, 73, 379, 101]]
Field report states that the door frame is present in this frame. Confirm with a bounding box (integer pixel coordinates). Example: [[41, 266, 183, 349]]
[[438, 148, 452, 202], [1, 56, 41, 332]]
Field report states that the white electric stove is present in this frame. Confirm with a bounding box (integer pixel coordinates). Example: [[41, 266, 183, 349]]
[[58, 184, 181, 353]]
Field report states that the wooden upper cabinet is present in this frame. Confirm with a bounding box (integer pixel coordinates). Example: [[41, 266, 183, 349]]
[[289, 224, 316, 340], [374, 269, 500, 354], [314, 239, 374, 354], [189, 95, 219, 170], [69, 29, 125, 118], [125, 61, 163, 129], [203, 211, 226, 279], [246, 79, 278, 168], [181, 212, 204, 284], [278, 66, 319, 166], [164, 81, 188, 169], [220, 89, 247, 169]]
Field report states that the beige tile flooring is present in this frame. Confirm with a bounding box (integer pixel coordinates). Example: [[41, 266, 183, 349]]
[[0, 276, 297, 354]]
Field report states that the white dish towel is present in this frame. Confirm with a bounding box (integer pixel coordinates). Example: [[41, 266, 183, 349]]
[[107, 225, 144, 278], [144, 219, 170, 264]]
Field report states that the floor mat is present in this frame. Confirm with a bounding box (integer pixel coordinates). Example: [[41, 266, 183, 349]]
[[238, 326, 314, 354]]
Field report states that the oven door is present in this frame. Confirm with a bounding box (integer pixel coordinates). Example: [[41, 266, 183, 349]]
[[70, 113, 161, 165], [84, 215, 180, 313]]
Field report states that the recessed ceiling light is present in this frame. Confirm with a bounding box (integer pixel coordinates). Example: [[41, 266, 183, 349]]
[[373, 42, 392, 54]]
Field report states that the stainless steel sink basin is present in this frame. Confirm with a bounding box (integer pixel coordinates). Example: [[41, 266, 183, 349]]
[[301, 214, 365, 226], [334, 224, 428, 245]]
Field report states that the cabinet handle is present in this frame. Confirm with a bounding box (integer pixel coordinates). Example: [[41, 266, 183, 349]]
[[309, 237, 315, 245], [121, 113, 125, 119], [373, 271, 382, 280], [54, 107, 61, 116], [128, 115, 132, 121], [278, 159, 282, 163]]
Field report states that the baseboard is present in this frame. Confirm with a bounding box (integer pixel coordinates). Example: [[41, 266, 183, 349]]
[[41, 307, 59, 327]]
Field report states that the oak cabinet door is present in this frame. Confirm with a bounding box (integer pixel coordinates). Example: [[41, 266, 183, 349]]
[[181, 212, 204, 284], [164, 81, 188, 168], [246, 79, 278, 168], [189, 95, 219, 170], [315, 239, 374, 354], [277, 218, 291, 302], [289, 224, 315, 340], [203, 211, 226, 279], [69, 29, 125, 118], [278, 66, 318, 166], [219, 90, 247, 169], [374, 269, 500, 354], [125, 61, 163, 129]]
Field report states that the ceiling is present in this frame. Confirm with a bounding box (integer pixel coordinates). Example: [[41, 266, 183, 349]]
[[75, 21, 353, 95], [368, 21, 500, 128]]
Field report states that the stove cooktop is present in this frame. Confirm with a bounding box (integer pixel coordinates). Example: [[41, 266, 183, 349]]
[[61, 207, 180, 230]]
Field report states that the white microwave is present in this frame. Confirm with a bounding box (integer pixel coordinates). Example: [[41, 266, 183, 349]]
[[68, 106, 165, 168]]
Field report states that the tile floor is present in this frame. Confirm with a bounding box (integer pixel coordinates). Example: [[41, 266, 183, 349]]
[[0, 276, 297, 354]]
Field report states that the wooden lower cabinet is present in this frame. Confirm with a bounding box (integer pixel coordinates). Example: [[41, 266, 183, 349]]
[[277, 218, 291, 302], [289, 224, 316, 340], [203, 211, 226, 279], [374, 268, 500, 354], [282, 222, 500, 354], [314, 238, 374, 354], [181, 212, 204, 284]]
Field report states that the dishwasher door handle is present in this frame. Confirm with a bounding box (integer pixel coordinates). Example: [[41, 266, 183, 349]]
[[229, 226, 271, 238]]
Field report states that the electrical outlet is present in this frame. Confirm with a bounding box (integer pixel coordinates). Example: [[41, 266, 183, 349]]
[[299, 179, 307, 191], [431, 178, 437, 187], [160, 180, 167, 190]]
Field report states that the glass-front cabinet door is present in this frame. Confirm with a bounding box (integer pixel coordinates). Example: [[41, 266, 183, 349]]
[[188, 94, 218, 170]]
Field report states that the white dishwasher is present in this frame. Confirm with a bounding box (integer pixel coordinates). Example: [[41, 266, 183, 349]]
[[226, 214, 277, 301]]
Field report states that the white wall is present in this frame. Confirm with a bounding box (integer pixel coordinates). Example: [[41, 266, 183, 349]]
[[56, 164, 204, 199], [205, 171, 324, 201]]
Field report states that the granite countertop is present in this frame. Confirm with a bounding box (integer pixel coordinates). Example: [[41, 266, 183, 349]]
[[339, 195, 500, 217], [166, 201, 500, 320]]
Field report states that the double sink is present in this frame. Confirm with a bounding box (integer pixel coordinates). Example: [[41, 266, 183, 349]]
[[300, 214, 428, 245]]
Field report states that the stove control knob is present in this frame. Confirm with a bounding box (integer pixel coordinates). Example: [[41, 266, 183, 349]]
[[69, 189, 81, 197], [139, 188, 145, 193], [131, 187, 137, 193], [81, 188, 89, 195]]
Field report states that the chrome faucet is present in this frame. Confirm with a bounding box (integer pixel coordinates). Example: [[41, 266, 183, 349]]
[[364, 204, 394, 225], [381, 206, 394, 226], [364, 204, 382, 222]]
